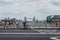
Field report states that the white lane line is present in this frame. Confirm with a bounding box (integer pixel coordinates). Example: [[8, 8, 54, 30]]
[[50, 37, 60, 40], [50, 37, 57, 39]]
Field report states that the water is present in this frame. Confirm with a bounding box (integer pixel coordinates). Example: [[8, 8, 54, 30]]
[[0, 37, 53, 40]]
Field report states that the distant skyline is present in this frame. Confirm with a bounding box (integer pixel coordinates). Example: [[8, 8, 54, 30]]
[[0, 0, 60, 20]]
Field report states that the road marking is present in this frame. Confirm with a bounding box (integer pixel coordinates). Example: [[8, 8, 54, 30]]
[[50, 37, 60, 40]]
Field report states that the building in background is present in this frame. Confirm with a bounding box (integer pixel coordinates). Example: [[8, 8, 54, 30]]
[[46, 15, 60, 27]]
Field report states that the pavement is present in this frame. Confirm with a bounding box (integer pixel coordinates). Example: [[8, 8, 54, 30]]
[[0, 33, 60, 37], [0, 29, 60, 37]]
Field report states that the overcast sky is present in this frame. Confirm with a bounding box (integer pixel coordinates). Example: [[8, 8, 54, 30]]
[[0, 0, 60, 20]]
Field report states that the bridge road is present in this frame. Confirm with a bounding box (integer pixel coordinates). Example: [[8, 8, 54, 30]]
[[0, 30, 60, 37], [0, 28, 60, 37]]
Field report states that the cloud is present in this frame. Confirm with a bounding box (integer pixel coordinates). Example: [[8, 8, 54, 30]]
[[50, 0, 60, 6], [49, 0, 60, 15], [0, 0, 60, 20]]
